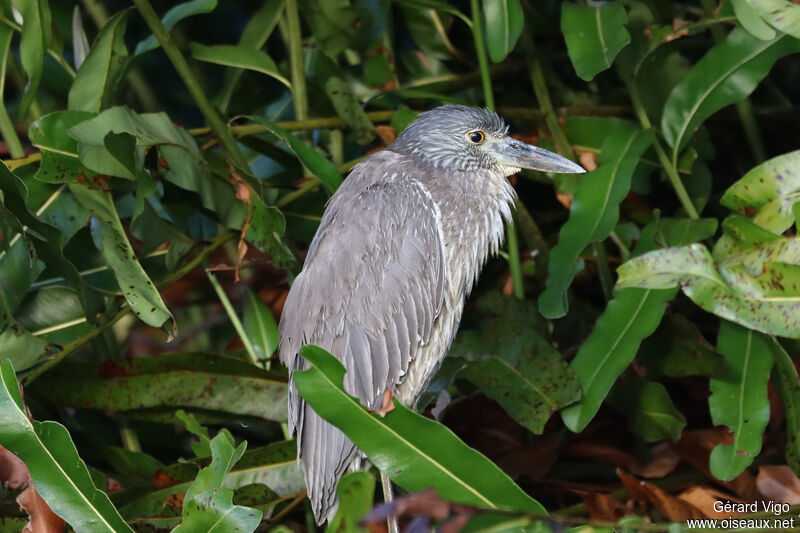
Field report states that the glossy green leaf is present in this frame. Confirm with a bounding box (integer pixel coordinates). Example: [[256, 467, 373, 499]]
[[9, 0, 51, 115], [326, 472, 374, 533], [617, 244, 800, 338], [68, 10, 130, 113], [721, 150, 800, 234], [709, 321, 774, 480], [539, 120, 653, 319], [29, 353, 288, 422], [72, 5, 90, 69], [314, 53, 376, 145], [0, 359, 134, 532], [243, 288, 279, 361], [482, 0, 523, 63], [134, 0, 218, 55], [661, 29, 800, 160], [246, 188, 297, 272], [189, 43, 291, 89], [561, 287, 676, 432], [248, 115, 343, 193], [295, 345, 545, 514], [561, 0, 631, 81], [731, 0, 776, 40], [215, 0, 285, 110], [608, 377, 686, 442], [29, 111, 95, 183], [15, 286, 92, 345], [746, 0, 800, 39], [68, 184, 175, 336], [172, 431, 262, 533], [401, 6, 458, 60], [0, 328, 48, 371]]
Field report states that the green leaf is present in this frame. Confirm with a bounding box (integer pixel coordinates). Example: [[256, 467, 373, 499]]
[[482, 0, 523, 63], [28, 353, 288, 422], [243, 288, 279, 361], [0, 170, 98, 332], [314, 52, 376, 145], [68, 9, 130, 113], [661, 29, 800, 161], [298, 0, 365, 56], [118, 440, 302, 522], [769, 338, 800, 474], [326, 472, 374, 533], [608, 377, 686, 442], [539, 120, 653, 319], [248, 115, 343, 193], [29, 111, 95, 183], [731, 0, 776, 40], [189, 43, 291, 89], [0, 359, 134, 532], [68, 184, 175, 337], [176, 409, 212, 457], [561, 0, 631, 81], [246, 193, 297, 272], [617, 244, 800, 338], [134, 0, 218, 56], [720, 151, 800, 235], [172, 431, 262, 533], [638, 314, 727, 379], [9, 0, 51, 115], [0, 327, 48, 371], [295, 345, 545, 514], [400, 6, 458, 60], [560, 287, 676, 433], [746, 0, 800, 40], [215, 0, 285, 111], [709, 321, 774, 480]]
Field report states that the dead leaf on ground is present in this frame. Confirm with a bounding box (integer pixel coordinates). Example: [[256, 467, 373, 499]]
[[757, 465, 800, 505], [374, 389, 396, 418], [672, 429, 761, 501], [627, 443, 680, 479], [0, 445, 66, 533], [579, 491, 628, 521], [678, 486, 745, 519], [618, 470, 704, 520]]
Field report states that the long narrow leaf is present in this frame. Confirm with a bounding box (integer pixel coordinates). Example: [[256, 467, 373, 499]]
[[661, 29, 800, 161], [539, 120, 653, 319], [0, 359, 133, 533], [294, 345, 546, 514], [134, 0, 218, 55], [709, 322, 774, 480], [189, 43, 291, 89], [9, 0, 51, 115], [482, 0, 523, 63], [561, 0, 630, 81]]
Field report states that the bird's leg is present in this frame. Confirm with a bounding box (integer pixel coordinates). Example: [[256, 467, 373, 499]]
[[380, 470, 399, 533]]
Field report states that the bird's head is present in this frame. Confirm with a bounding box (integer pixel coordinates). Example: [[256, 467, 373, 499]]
[[389, 105, 585, 176]]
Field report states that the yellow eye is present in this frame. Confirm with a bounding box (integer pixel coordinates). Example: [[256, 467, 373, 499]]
[[468, 130, 486, 144]]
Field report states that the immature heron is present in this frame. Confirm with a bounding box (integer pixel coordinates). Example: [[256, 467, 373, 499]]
[[279, 105, 584, 524]]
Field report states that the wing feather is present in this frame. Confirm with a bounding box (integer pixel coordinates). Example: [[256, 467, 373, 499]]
[[278, 160, 445, 523]]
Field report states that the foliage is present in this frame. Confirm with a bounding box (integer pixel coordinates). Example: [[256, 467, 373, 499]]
[[0, 0, 798, 532]]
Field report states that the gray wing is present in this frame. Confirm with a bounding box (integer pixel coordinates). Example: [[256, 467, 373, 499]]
[[278, 163, 446, 523]]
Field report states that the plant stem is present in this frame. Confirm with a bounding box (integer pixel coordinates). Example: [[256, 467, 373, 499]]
[[768, 337, 800, 473], [206, 270, 261, 367], [469, 0, 494, 110], [131, 0, 251, 174], [626, 80, 699, 219], [284, 0, 308, 123], [527, 40, 575, 160], [0, 103, 23, 158]]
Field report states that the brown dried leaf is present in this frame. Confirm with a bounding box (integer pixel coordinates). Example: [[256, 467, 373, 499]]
[[0, 446, 65, 533], [627, 443, 680, 478], [757, 465, 800, 505], [618, 469, 704, 521], [677, 486, 745, 519], [556, 193, 573, 209], [581, 492, 628, 521]]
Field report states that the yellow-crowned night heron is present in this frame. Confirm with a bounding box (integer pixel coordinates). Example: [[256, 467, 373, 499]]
[[279, 105, 584, 524]]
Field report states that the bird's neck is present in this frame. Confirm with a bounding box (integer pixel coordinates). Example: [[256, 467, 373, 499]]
[[417, 167, 517, 301]]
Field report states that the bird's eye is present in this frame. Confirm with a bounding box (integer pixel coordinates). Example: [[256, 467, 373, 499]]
[[468, 131, 486, 144]]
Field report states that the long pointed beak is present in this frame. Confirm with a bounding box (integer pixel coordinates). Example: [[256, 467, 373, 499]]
[[492, 137, 585, 174]]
